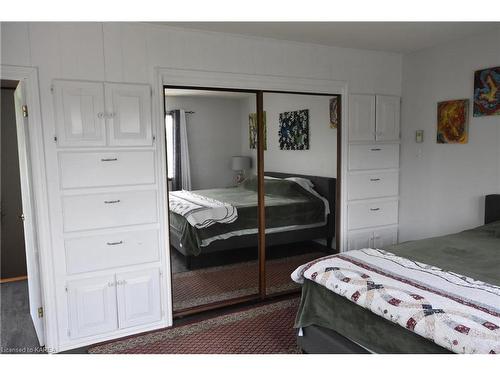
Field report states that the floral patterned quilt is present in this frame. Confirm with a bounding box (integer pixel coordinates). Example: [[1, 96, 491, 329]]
[[292, 249, 500, 354]]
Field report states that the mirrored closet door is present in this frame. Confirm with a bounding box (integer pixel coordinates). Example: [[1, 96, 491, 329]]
[[260, 92, 339, 295], [164, 88, 260, 314]]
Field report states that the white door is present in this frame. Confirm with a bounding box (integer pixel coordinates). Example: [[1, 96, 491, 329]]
[[67, 275, 118, 339], [53, 80, 106, 147], [372, 227, 398, 249], [347, 230, 373, 251], [375, 95, 400, 141], [348, 94, 376, 142], [105, 83, 152, 146], [116, 268, 161, 329], [13, 82, 45, 345]]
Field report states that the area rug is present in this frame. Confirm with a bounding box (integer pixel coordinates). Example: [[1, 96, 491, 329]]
[[173, 252, 324, 310], [88, 298, 301, 354]]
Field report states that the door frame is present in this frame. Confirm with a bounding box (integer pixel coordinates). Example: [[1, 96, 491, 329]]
[[155, 67, 348, 324], [0, 65, 54, 349]]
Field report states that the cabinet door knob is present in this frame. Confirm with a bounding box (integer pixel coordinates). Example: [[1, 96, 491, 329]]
[[104, 199, 121, 204], [106, 240, 123, 246], [97, 112, 105, 119]]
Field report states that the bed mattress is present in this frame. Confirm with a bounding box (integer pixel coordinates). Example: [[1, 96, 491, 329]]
[[169, 177, 326, 256], [294, 221, 500, 353]]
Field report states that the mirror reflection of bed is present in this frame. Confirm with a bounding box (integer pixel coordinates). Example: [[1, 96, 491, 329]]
[[262, 92, 337, 295], [165, 88, 338, 313]]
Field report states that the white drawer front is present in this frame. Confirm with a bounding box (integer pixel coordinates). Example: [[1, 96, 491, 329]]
[[63, 190, 158, 232], [59, 151, 155, 189], [349, 144, 399, 170], [373, 227, 398, 249], [348, 200, 399, 230], [65, 229, 160, 274], [348, 171, 399, 200]]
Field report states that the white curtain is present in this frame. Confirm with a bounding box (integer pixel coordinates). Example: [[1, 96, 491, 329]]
[[178, 109, 192, 190]]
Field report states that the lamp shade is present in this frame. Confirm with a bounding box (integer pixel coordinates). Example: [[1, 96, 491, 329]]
[[232, 156, 251, 171]]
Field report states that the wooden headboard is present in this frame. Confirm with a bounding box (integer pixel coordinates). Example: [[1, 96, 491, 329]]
[[265, 172, 336, 238], [485, 194, 500, 224]]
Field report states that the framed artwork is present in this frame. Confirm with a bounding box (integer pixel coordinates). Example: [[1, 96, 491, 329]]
[[278, 109, 309, 150], [329, 97, 340, 129], [437, 99, 469, 144], [473, 66, 500, 117], [249, 112, 267, 150]]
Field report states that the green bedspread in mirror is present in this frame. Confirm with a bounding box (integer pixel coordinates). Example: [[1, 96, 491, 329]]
[[169, 177, 326, 256], [294, 221, 500, 353]]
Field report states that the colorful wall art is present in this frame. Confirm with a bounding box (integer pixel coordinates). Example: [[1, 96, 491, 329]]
[[473, 66, 500, 117], [249, 112, 267, 150], [329, 97, 340, 129], [437, 99, 469, 144], [278, 109, 309, 150]]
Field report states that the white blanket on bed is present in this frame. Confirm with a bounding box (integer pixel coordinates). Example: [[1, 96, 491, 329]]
[[169, 190, 237, 229], [291, 249, 500, 354]]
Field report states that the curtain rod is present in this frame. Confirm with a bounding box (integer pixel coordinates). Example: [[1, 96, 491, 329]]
[[166, 110, 195, 115]]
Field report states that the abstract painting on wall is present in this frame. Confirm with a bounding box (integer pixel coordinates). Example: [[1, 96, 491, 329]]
[[437, 99, 469, 144], [249, 112, 267, 150], [329, 97, 340, 129], [279, 109, 309, 150], [473, 66, 500, 117]]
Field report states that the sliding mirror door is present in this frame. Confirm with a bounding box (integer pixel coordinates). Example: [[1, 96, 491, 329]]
[[259, 92, 339, 295], [164, 88, 260, 314]]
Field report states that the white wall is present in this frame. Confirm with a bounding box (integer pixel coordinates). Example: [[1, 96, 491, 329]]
[[399, 28, 500, 242], [241, 93, 337, 178], [165, 95, 245, 189]]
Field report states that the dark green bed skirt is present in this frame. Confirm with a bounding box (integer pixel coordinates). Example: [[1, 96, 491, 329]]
[[294, 279, 450, 353]]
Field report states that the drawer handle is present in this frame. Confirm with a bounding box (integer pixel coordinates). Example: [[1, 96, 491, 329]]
[[104, 199, 121, 204], [370, 148, 382, 151], [107, 241, 123, 246], [101, 158, 118, 162], [370, 178, 381, 182], [370, 208, 381, 212]]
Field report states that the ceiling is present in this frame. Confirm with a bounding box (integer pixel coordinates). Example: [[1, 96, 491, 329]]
[[157, 22, 499, 53]]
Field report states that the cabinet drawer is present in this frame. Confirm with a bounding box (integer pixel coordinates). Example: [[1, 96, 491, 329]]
[[59, 151, 155, 189], [63, 190, 158, 232], [349, 144, 399, 170], [348, 171, 399, 200], [348, 199, 398, 230], [65, 229, 160, 274]]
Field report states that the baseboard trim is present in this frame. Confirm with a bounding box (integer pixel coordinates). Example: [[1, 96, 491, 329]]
[[0, 275, 28, 284]]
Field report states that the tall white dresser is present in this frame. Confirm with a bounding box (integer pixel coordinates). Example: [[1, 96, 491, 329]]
[[346, 94, 401, 250], [49, 80, 169, 351]]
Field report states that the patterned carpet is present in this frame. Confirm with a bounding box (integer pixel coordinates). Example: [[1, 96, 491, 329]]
[[88, 298, 301, 354], [172, 252, 325, 310]]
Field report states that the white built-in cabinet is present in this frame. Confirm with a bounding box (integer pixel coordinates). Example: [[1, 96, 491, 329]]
[[49, 79, 167, 351], [53, 80, 152, 147], [346, 94, 401, 251], [348, 94, 400, 142], [67, 268, 161, 339]]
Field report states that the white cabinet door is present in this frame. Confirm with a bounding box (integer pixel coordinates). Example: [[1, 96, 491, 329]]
[[116, 268, 161, 329], [105, 83, 152, 146], [373, 227, 398, 249], [67, 275, 118, 339], [347, 230, 373, 251], [53, 80, 106, 147], [375, 95, 400, 141], [349, 94, 376, 142]]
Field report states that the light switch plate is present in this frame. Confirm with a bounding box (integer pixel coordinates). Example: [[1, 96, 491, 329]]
[[416, 130, 424, 143]]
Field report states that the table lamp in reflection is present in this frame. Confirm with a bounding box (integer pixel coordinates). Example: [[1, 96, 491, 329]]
[[232, 156, 252, 184]]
